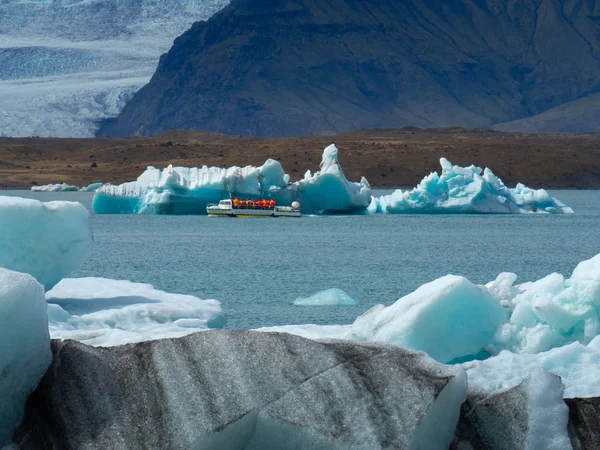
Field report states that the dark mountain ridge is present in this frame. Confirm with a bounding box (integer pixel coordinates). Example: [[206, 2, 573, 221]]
[[99, 0, 600, 137]]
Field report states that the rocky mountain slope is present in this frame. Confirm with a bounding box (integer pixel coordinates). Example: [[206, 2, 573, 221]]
[[0, 0, 229, 138], [100, 0, 600, 137]]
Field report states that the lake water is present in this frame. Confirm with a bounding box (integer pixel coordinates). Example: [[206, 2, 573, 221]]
[[4, 190, 600, 329]]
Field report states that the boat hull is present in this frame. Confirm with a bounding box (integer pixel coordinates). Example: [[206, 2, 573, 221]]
[[207, 208, 301, 218]]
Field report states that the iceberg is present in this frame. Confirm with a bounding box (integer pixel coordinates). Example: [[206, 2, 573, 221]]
[[348, 276, 506, 363], [369, 158, 573, 214], [0, 268, 51, 447], [293, 288, 358, 306], [92, 147, 571, 215], [464, 337, 600, 399], [31, 183, 79, 192], [0, 196, 92, 290], [46, 277, 225, 347], [296, 144, 371, 214], [93, 144, 371, 215], [79, 182, 104, 192]]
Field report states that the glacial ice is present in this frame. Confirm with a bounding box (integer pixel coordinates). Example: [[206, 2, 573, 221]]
[[0, 196, 92, 290], [295, 144, 371, 214], [46, 277, 225, 346], [0, 268, 51, 447], [31, 183, 79, 192], [92, 146, 571, 215], [257, 253, 600, 398], [79, 182, 104, 192], [348, 276, 506, 363], [93, 144, 371, 215], [293, 288, 358, 306], [464, 337, 600, 398], [369, 158, 574, 214]]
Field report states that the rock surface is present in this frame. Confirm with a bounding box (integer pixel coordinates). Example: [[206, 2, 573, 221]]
[[14, 330, 466, 450], [101, 0, 600, 137]]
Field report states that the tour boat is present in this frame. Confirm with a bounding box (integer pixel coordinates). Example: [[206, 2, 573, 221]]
[[207, 199, 301, 218]]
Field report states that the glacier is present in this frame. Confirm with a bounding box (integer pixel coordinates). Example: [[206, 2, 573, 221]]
[[0, 268, 51, 447], [46, 277, 226, 347], [0, 0, 230, 137], [93, 144, 570, 215], [293, 288, 358, 306], [0, 196, 92, 290], [368, 158, 574, 214]]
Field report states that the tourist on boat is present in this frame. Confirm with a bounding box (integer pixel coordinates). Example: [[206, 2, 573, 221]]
[[269, 199, 275, 209]]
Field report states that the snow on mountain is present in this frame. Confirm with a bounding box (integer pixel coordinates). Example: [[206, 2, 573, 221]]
[[0, 0, 230, 137]]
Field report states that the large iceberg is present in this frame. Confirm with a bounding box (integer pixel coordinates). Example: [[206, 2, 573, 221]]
[[0, 196, 92, 290], [93, 144, 371, 215], [47, 277, 225, 347], [369, 158, 573, 214], [92, 147, 571, 215], [0, 268, 51, 447], [46, 277, 225, 347]]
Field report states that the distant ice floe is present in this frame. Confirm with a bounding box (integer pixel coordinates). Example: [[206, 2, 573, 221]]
[[93, 144, 571, 215], [32, 182, 103, 192], [46, 278, 226, 347], [0, 196, 92, 290], [293, 288, 358, 306], [258, 252, 600, 398]]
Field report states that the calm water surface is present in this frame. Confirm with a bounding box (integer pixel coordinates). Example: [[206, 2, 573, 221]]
[[5, 190, 600, 329]]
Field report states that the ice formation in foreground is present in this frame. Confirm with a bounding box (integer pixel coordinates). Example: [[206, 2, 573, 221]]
[[259, 252, 600, 397], [293, 288, 358, 306], [46, 277, 225, 347], [0, 196, 92, 290], [93, 146, 571, 215], [0, 268, 51, 447], [369, 158, 573, 214]]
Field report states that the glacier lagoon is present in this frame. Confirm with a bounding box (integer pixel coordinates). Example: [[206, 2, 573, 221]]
[[3, 189, 597, 330]]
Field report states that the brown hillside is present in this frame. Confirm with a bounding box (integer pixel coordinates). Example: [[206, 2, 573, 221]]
[[1, 128, 599, 189]]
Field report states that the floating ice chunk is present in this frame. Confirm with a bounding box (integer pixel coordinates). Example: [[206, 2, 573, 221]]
[[46, 277, 225, 346], [297, 144, 371, 214], [79, 182, 103, 192], [0, 268, 51, 447], [31, 183, 79, 192], [0, 196, 92, 290], [293, 288, 358, 306], [370, 158, 573, 214], [464, 337, 600, 398], [348, 275, 505, 363], [494, 253, 600, 354]]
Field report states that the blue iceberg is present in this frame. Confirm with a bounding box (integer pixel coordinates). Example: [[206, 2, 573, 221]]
[[93, 145, 571, 215], [0, 196, 92, 290], [369, 158, 573, 214], [93, 144, 371, 215]]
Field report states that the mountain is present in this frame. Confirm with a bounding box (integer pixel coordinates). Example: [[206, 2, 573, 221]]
[[494, 92, 600, 133], [99, 0, 600, 138], [0, 0, 230, 137]]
